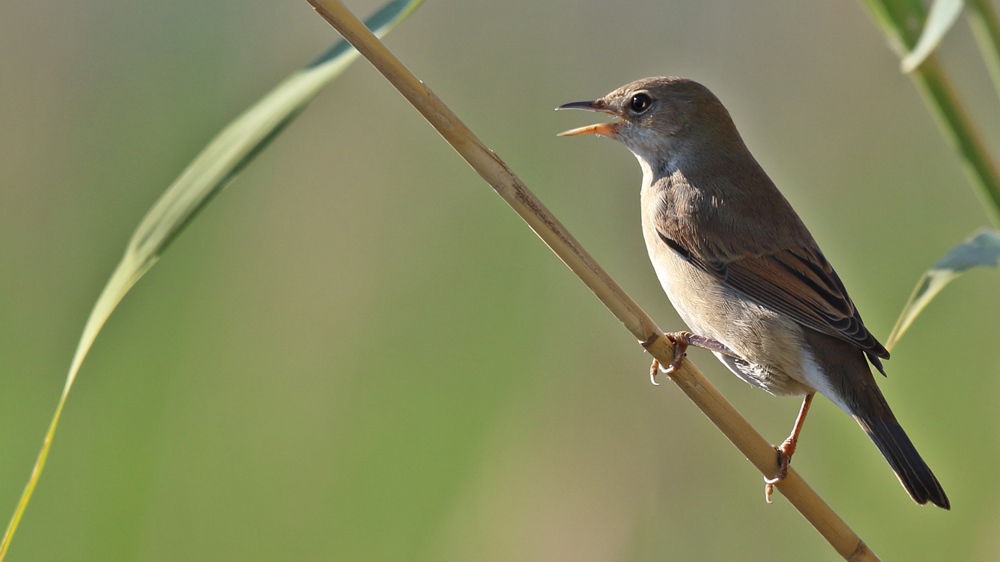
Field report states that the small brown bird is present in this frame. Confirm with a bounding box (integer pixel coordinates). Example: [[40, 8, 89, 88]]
[[558, 76, 949, 509]]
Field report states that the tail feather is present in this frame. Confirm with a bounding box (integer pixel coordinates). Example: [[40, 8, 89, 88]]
[[802, 329, 949, 508], [855, 415, 950, 509]]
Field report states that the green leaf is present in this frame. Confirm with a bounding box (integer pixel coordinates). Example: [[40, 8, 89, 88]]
[[0, 0, 423, 558], [901, 0, 965, 72], [886, 228, 1000, 350]]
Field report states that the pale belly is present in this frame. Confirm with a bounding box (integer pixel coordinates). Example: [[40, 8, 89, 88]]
[[641, 224, 816, 397]]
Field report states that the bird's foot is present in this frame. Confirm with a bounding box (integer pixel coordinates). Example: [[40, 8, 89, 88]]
[[763, 438, 797, 504], [644, 331, 733, 385], [645, 332, 691, 385], [763, 393, 812, 503]]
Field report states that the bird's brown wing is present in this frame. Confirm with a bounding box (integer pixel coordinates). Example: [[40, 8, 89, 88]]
[[658, 231, 889, 369]]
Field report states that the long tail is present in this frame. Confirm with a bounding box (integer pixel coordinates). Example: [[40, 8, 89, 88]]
[[854, 414, 950, 509], [802, 329, 949, 508]]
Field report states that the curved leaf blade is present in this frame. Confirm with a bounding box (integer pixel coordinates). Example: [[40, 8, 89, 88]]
[[901, 0, 965, 72], [0, 1, 423, 558], [886, 228, 1000, 350]]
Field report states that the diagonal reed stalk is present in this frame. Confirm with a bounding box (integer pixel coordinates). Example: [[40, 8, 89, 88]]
[[306, 1, 882, 560]]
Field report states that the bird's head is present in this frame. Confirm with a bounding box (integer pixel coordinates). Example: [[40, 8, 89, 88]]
[[557, 76, 741, 170]]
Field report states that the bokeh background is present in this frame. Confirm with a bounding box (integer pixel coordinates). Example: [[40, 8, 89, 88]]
[[2, 1, 999, 560]]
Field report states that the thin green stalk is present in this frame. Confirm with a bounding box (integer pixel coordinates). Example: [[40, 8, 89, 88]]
[[912, 56, 1000, 225], [968, 0, 1000, 100], [861, 0, 1000, 227]]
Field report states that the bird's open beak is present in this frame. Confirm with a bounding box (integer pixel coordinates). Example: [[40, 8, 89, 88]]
[[555, 100, 620, 137]]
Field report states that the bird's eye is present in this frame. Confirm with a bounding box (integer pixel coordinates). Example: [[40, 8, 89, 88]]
[[629, 93, 652, 114]]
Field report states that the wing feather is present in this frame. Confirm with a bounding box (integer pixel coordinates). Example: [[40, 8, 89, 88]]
[[657, 229, 889, 369]]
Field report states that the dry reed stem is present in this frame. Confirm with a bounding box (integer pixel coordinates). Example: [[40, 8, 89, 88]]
[[306, 1, 880, 560]]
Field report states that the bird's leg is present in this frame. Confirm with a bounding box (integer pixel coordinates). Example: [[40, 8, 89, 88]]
[[643, 331, 734, 385], [764, 393, 815, 503]]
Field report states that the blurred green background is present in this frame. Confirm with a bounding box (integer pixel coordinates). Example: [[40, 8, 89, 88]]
[[2, 1, 999, 560]]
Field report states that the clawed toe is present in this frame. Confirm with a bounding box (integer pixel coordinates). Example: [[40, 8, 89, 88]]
[[649, 359, 661, 386], [641, 331, 734, 385], [764, 445, 791, 503], [647, 333, 690, 385]]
